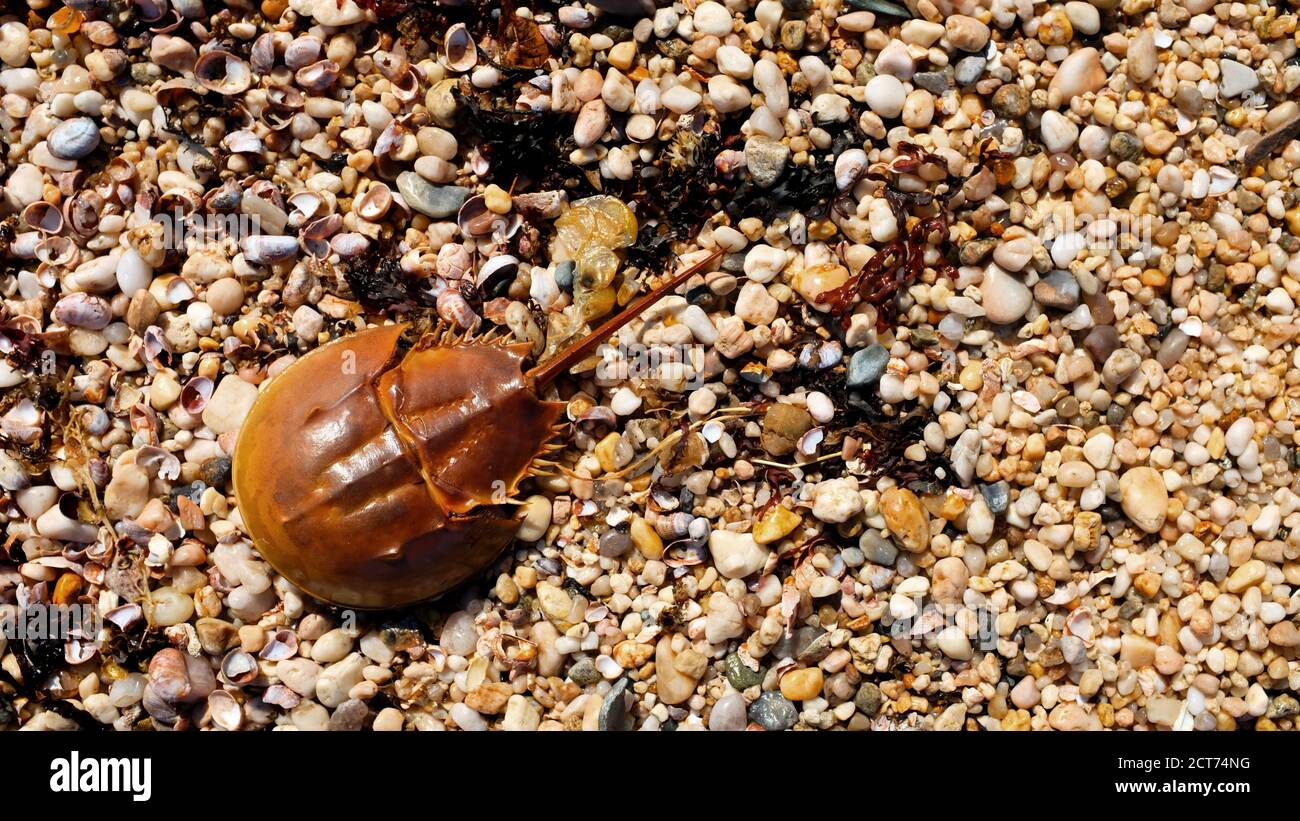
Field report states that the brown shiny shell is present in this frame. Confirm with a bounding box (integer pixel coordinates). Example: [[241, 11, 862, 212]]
[[232, 324, 564, 609]]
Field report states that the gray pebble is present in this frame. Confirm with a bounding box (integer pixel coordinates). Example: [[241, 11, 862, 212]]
[[598, 677, 632, 731], [397, 171, 469, 218], [327, 698, 370, 731], [771, 625, 823, 660], [568, 657, 601, 687], [847, 344, 889, 388], [598, 527, 632, 558], [854, 681, 882, 716], [554, 260, 576, 291], [914, 71, 953, 95], [1155, 329, 1189, 370], [748, 691, 798, 731], [1083, 325, 1121, 364], [980, 481, 1009, 515], [858, 529, 898, 566], [796, 631, 833, 664], [954, 56, 987, 85]]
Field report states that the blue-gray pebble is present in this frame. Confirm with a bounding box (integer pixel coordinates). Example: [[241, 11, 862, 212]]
[[396, 171, 469, 218], [847, 344, 889, 388], [749, 691, 798, 731]]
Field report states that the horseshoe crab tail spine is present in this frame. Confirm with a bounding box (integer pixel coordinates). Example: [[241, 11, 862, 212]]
[[527, 248, 724, 388]]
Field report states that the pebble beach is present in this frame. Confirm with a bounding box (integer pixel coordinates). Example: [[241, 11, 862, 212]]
[[1, 0, 1300, 732]]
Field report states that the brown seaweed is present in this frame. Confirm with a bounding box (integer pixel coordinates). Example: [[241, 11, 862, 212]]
[[816, 141, 1005, 332]]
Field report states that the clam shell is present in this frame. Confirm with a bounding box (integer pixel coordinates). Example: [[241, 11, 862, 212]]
[[65, 638, 98, 665], [390, 68, 420, 103], [288, 191, 325, 224], [250, 31, 280, 73], [136, 0, 170, 22], [258, 630, 298, 661], [796, 426, 824, 457], [105, 603, 144, 630], [220, 649, 259, 686], [107, 156, 136, 182], [1207, 166, 1237, 196], [266, 84, 306, 111]]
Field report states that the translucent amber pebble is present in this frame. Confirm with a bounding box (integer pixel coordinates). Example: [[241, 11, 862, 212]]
[[50, 6, 83, 34], [615, 270, 640, 306], [793, 263, 849, 308]]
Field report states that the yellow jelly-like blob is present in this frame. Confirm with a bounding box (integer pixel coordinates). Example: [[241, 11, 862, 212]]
[[575, 285, 616, 322], [570, 195, 638, 248], [577, 245, 619, 291]]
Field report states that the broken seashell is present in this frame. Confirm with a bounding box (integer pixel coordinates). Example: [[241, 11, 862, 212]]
[[221, 129, 264, 154], [195, 49, 252, 95], [330, 232, 370, 257], [53, 293, 112, 329], [36, 236, 78, 267], [295, 60, 341, 93], [354, 183, 393, 221], [208, 690, 243, 731], [284, 34, 324, 70], [475, 254, 519, 292], [240, 234, 301, 265], [23, 201, 64, 234], [181, 376, 213, 414], [258, 630, 298, 661], [444, 23, 477, 72], [796, 426, 824, 457], [458, 195, 521, 240], [220, 648, 259, 686]]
